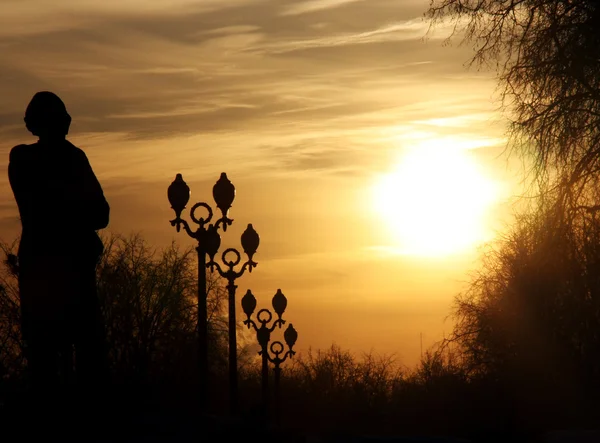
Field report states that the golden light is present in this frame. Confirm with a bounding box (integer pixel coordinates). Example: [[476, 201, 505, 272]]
[[371, 143, 500, 257]]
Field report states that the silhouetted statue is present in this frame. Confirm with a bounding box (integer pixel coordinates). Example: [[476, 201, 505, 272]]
[[8, 92, 110, 403]]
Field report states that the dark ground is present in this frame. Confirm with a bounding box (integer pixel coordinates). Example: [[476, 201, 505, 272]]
[[0, 389, 598, 443]]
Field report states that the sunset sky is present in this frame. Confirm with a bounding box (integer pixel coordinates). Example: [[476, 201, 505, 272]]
[[0, 0, 524, 367]]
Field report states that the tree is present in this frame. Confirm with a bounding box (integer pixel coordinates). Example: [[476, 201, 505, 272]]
[[427, 1, 600, 429], [0, 233, 239, 394], [277, 344, 403, 433], [0, 240, 24, 380], [427, 0, 600, 209], [447, 196, 600, 427], [96, 233, 232, 384]]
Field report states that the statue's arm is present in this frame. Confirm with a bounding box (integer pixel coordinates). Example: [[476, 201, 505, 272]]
[[77, 149, 110, 230]]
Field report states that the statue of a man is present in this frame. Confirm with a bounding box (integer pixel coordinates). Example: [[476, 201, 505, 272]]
[[8, 91, 110, 399]]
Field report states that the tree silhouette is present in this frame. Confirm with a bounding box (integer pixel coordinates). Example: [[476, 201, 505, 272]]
[[0, 233, 239, 405], [428, 0, 600, 209], [446, 195, 600, 429], [426, 3, 600, 429], [0, 240, 24, 381]]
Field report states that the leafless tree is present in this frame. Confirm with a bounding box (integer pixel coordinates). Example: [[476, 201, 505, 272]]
[[428, 0, 600, 210], [0, 233, 237, 385], [444, 195, 600, 425], [96, 233, 236, 382], [0, 240, 24, 380]]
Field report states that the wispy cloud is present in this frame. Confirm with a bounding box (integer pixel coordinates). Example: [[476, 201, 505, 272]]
[[280, 0, 364, 16], [0, 0, 265, 36], [249, 19, 434, 55], [0, 0, 513, 363], [0, 0, 499, 181]]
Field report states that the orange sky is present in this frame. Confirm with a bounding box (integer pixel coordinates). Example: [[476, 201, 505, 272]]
[[0, 0, 525, 367]]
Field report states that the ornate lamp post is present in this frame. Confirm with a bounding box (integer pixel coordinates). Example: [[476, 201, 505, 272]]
[[206, 234, 259, 415], [167, 172, 259, 413], [241, 289, 298, 423]]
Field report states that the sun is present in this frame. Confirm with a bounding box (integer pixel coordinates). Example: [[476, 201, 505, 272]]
[[371, 145, 499, 257]]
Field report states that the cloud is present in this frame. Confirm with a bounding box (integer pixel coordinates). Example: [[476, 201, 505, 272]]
[[247, 19, 435, 55], [0, 0, 517, 366], [0, 0, 265, 37], [0, 0, 472, 147], [0, 0, 498, 184], [280, 0, 365, 16]]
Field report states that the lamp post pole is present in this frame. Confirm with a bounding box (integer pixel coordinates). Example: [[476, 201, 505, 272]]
[[241, 289, 298, 424], [267, 338, 297, 425], [197, 240, 208, 409], [207, 239, 259, 415], [168, 172, 258, 413]]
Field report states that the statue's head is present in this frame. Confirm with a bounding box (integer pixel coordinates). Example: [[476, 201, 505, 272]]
[[24, 91, 71, 139]]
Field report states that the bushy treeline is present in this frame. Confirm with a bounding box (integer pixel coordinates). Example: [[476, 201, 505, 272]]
[[246, 189, 600, 438], [0, 234, 231, 408], [0, 233, 481, 438], [447, 194, 600, 433], [1, 214, 600, 440]]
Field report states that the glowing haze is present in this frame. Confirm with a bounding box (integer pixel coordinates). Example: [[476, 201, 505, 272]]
[[0, 0, 521, 366], [372, 140, 501, 257]]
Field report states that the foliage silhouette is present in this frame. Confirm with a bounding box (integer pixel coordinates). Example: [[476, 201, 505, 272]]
[[3, 227, 597, 439], [0, 235, 485, 439], [445, 193, 600, 431], [0, 240, 24, 381], [428, 0, 600, 211], [0, 233, 258, 410], [425, 4, 600, 434]]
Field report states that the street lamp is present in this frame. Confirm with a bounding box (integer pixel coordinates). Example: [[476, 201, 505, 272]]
[[206, 233, 259, 415], [167, 172, 258, 413], [241, 289, 298, 423]]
